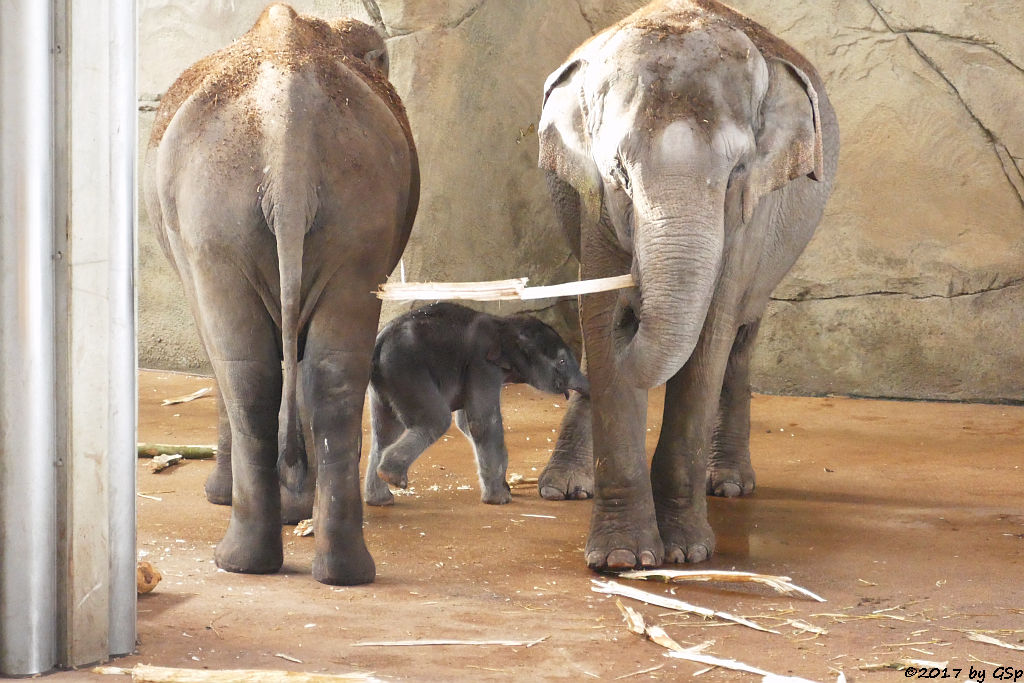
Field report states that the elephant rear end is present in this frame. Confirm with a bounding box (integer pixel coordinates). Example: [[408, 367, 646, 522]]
[[143, 4, 418, 585]]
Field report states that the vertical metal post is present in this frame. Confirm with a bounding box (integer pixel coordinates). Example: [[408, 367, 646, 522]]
[[1, 0, 137, 674], [0, 0, 58, 677], [107, 0, 139, 657], [53, 0, 138, 666]]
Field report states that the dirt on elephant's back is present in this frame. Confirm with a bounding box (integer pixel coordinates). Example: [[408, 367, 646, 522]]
[[75, 369, 1024, 682], [150, 6, 411, 149]]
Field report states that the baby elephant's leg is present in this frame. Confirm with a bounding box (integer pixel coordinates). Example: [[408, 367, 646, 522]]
[[456, 403, 512, 505], [364, 389, 402, 506], [376, 394, 451, 490]]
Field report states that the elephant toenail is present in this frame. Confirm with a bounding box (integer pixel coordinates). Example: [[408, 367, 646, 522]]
[[540, 486, 566, 500], [718, 482, 742, 498], [639, 551, 657, 567], [686, 545, 709, 563], [665, 547, 686, 564], [606, 549, 638, 568]]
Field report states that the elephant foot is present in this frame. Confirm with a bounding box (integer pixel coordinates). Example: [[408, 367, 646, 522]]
[[375, 459, 410, 490], [539, 462, 593, 500], [481, 481, 512, 505], [706, 460, 756, 498], [585, 503, 663, 570], [281, 485, 315, 524], [364, 477, 395, 507], [204, 467, 232, 506], [313, 541, 375, 586], [657, 505, 716, 564], [538, 432, 593, 500], [215, 518, 283, 574], [541, 395, 593, 500]]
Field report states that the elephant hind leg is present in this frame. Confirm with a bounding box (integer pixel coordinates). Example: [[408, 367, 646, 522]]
[[364, 388, 402, 506], [375, 374, 451, 489], [707, 320, 760, 498], [300, 283, 380, 586], [205, 387, 233, 506], [191, 279, 285, 576]]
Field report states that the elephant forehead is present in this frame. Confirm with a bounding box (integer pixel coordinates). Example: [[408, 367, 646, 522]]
[[655, 121, 702, 161]]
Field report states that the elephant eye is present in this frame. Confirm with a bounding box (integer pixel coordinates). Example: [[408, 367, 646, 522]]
[[727, 162, 747, 189]]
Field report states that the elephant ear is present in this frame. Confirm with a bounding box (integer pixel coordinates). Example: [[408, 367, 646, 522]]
[[486, 326, 532, 383], [364, 48, 388, 77], [743, 58, 825, 223], [538, 58, 603, 232]]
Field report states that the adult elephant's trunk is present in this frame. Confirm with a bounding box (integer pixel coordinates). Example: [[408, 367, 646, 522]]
[[616, 186, 725, 390]]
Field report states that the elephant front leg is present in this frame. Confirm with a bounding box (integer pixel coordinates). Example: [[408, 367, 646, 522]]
[[652, 326, 735, 564], [586, 377, 662, 569], [708, 321, 760, 498], [456, 404, 511, 505], [539, 391, 594, 500], [581, 289, 662, 570]]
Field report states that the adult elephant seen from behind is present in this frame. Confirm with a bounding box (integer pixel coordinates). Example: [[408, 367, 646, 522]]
[[537, 0, 838, 569], [144, 4, 419, 585]]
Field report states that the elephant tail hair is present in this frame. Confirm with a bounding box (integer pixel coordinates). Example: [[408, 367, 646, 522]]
[[266, 180, 315, 494]]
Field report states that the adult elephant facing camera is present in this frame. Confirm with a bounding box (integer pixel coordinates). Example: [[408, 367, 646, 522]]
[[144, 5, 418, 585], [537, 0, 838, 569]]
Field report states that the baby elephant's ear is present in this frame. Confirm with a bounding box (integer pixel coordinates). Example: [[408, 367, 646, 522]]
[[486, 338, 511, 371]]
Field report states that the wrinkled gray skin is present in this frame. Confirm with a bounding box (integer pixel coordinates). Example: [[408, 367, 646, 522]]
[[536, 0, 838, 569], [144, 5, 419, 585], [365, 302, 588, 506]]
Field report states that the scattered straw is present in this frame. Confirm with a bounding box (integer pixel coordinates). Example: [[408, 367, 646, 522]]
[[593, 579, 777, 634], [352, 637, 548, 648], [965, 631, 1024, 651], [619, 569, 826, 602]]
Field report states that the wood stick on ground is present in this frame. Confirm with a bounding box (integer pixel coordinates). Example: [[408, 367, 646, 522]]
[[592, 579, 778, 634], [150, 454, 183, 473], [352, 636, 548, 647], [966, 631, 1024, 651], [617, 569, 826, 602], [91, 663, 378, 681], [138, 443, 217, 460], [160, 386, 213, 405], [613, 600, 825, 682]]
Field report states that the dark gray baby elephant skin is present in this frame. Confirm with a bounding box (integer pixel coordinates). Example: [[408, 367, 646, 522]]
[[536, 0, 838, 569], [365, 303, 588, 507], [144, 5, 419, 585]]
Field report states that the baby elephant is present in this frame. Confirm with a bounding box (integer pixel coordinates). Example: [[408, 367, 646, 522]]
[[365, 302, 588, 506]]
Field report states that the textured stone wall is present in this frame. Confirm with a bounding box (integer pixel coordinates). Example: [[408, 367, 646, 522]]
[[138, 0, 1024, 402]]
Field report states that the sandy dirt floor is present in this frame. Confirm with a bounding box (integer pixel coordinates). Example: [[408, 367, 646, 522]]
[[56, 370, 1024, 682]]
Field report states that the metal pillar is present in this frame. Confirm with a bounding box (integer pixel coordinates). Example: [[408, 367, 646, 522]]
[[106, 0, 140, 658], [0, 0, 137, 675], [0, 0, 59, 676]]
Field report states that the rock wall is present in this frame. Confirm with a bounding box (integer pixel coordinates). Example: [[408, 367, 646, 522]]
[[138, 0, 1024, 402]]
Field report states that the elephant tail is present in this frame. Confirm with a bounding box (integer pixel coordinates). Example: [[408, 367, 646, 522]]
[[266, 178, 315, 494]]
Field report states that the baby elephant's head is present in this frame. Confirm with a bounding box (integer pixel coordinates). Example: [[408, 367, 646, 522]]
[[496, 316, 589, 399]]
